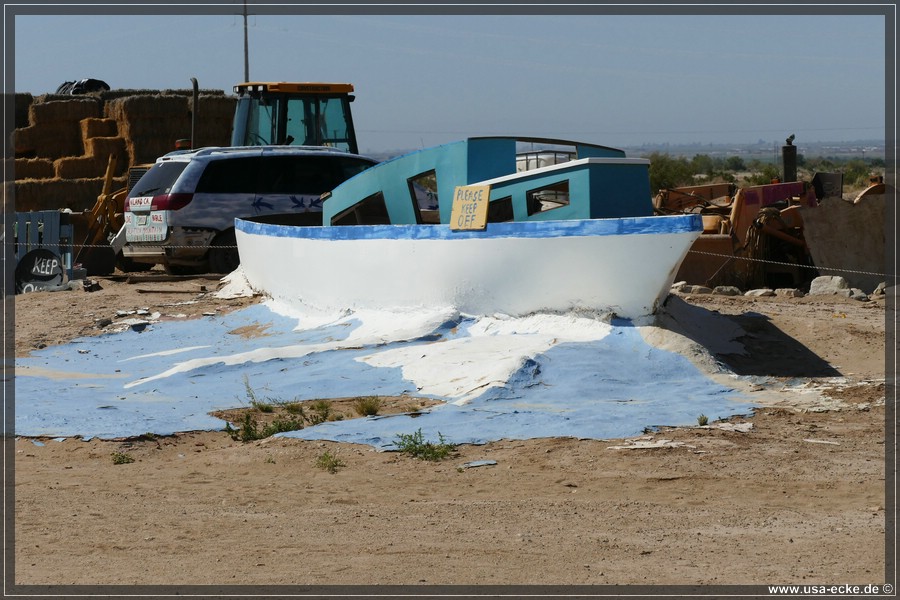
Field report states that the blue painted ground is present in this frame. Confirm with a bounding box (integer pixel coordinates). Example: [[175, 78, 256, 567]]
[[14, 303, 755, 446]]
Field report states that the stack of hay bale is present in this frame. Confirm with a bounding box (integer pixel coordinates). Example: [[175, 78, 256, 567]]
[[10, 89, 236, 213]]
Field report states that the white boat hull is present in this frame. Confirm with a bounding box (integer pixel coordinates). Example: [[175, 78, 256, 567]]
[[235, 215, 702, 319]]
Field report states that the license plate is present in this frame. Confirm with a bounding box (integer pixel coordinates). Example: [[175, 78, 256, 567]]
[[126, 225, 167, 242], [125, 210, 168, 242]]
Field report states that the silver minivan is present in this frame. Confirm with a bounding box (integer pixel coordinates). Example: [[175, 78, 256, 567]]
[[121, 146, 377, 273]]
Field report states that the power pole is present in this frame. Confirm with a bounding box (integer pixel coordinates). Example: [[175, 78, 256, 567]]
[[243, 0, 250, 81]]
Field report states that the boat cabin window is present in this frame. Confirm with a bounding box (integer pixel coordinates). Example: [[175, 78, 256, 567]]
[[408, 170, 440, 224], [488, 197, 514, 223], [526, 180, 570, 215], [331, 192, 391, 225]]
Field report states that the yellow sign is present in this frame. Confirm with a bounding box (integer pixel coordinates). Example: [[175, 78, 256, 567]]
[[450, 185, 491, 231]]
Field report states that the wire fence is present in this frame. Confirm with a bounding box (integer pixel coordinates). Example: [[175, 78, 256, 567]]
[[9, 240, 894, 281]]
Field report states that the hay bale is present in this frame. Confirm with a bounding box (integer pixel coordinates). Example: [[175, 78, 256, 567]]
[[13, 122, 84, 158], [29, 98, 101, 124], [54, 156, 110, 179], [195, 94, 237, 119], [15, 93, 33, 129], [14, 177, 109, 212], [84, 136, 127, 162], [105, 94, 188, 120], [81, 117, 118, 139], [14, 158, 54, 179]]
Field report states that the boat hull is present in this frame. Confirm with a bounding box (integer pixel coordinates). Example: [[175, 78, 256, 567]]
[[235, 215, 702, 319]]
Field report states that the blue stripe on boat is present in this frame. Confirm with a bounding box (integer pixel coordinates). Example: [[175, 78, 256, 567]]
[[236, 214, 702, 241]]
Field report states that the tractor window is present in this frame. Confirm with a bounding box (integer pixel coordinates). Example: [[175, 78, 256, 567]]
[[285, 98, 309, 146], [246, 98, 274, 145], [318, 98, 352, 151]]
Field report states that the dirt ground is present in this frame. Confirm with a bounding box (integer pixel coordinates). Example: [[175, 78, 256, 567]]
[[10, 274, 891, 589]]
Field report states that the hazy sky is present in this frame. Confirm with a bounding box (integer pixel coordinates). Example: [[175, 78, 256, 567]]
[[9, 4, 890, 154]]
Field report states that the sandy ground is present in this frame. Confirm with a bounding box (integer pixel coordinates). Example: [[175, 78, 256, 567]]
[[10, 274, 891, 589]]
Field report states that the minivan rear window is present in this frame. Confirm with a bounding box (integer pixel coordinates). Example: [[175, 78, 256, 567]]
[[196, 157, 261, 194], [257, 156, 376, 195], [128, 161, 189, 198]]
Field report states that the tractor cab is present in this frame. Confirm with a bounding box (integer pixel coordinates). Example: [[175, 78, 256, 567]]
[[231, 82, 359, 154]]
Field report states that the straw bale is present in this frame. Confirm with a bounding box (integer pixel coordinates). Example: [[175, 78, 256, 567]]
[[12, 125, 39, 155], [29, 98, 101, 124], [16, 93, 33, 129], [14, 177, 109, 212], [13, 122, 84, 159], [85, 136, 127, 162], [194, 94, 237, 120], [14, 158, 54, 180], [54, 157, 111, 180], [126, 134, 183, 165], [81, 117, 118, 139], [106, 94, 188, 120]]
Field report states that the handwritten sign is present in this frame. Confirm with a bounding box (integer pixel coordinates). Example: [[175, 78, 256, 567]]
[[450, 185, 491, 231]]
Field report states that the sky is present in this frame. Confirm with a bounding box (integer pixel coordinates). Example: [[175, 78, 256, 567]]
[[8, 4, 891, 154]]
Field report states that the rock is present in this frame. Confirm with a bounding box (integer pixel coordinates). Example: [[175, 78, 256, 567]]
[[850, 288, 869, 301], [712, 286, 742, 296], [873, 282, 886, 296], [671, 281, 688, 292], [775, 288, 804, 298], [684, 285, 712, 294], [744, 288, 775, 297], [808, 275, 851, 296]]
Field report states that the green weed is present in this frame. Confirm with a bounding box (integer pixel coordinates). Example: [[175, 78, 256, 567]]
[[111, 451, 135, 465], [308, 400, 333, 425], [394, 428, 456, 461], [316, 450, 346, 474]]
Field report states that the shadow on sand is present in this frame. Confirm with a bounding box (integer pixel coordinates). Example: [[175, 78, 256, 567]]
[[657, 296, 841, 379]]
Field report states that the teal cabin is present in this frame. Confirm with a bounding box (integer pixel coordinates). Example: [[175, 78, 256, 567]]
[[321, 137, 654, 227]]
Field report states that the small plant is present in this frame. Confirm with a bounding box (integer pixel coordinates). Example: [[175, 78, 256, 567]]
[[308, 400, 333, 425], [316, 450, 346, 474], [279, 401, 305, 417], [111, 451, 135, 465], [226, 412, 304, 443], [243, 375, 274, 412], [263, 415, 305, 437], [697, 414, 709, 426], [394, 428, 456, 461], [353, 396, 382, 417]]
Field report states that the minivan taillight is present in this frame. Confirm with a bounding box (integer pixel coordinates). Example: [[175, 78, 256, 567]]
[[125, 193, 193, 211], [153, 193, 194, 210]]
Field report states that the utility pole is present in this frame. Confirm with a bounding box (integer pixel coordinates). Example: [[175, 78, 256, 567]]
[[243, 0, 250, 81]]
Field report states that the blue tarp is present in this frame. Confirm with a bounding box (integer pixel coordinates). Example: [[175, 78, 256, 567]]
[[14, 303, 754, 445]]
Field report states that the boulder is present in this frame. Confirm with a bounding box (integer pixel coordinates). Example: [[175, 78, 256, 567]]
[[808, 276, 852, 297]]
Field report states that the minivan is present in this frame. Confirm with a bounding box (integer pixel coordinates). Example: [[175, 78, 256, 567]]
[[121, 146, 377, 273]]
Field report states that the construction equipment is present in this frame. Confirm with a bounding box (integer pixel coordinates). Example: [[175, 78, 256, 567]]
[[72, 154, 127, 275], [230, 82, 359, 153]]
